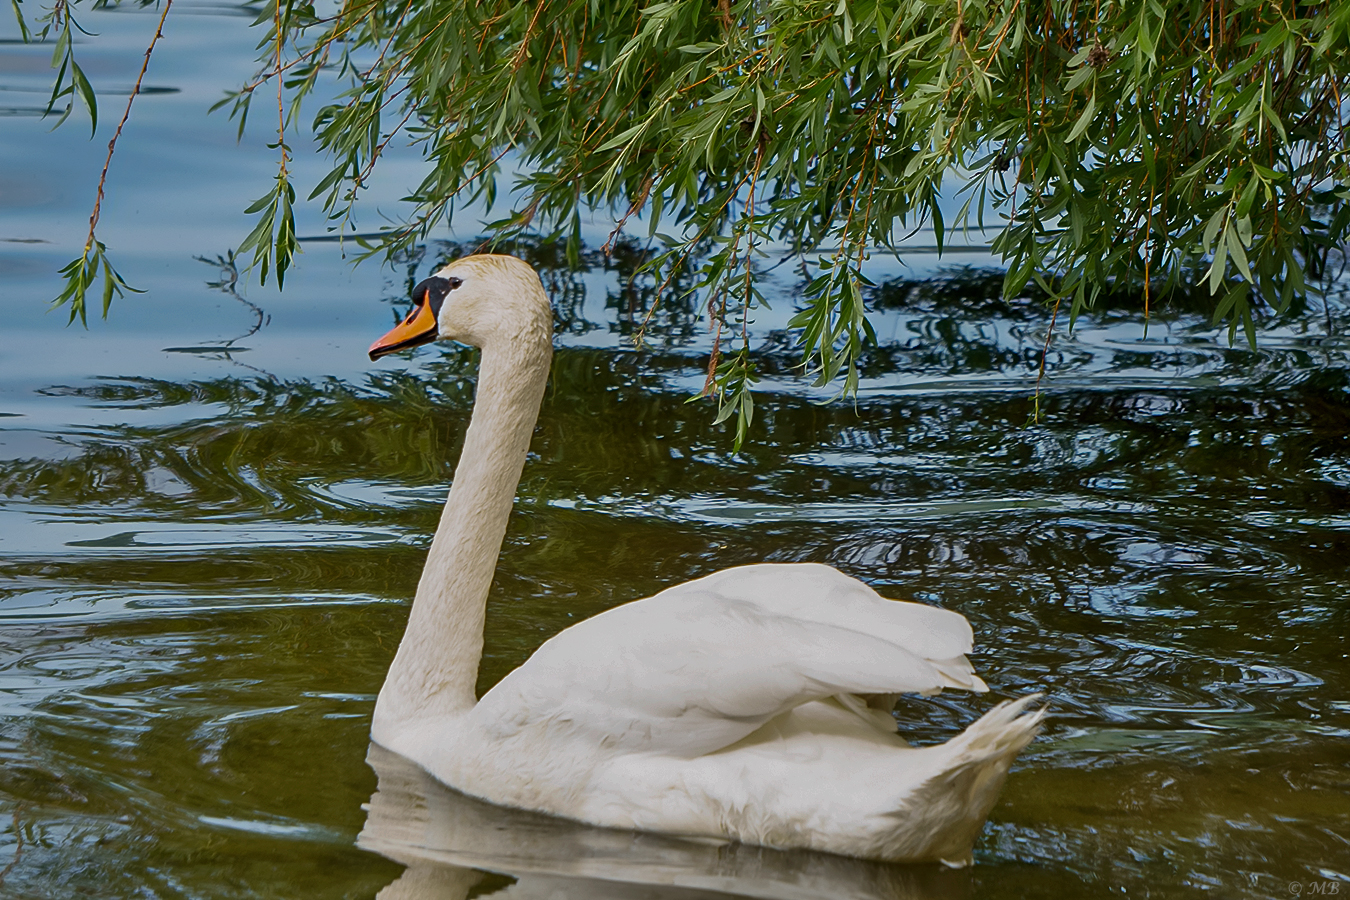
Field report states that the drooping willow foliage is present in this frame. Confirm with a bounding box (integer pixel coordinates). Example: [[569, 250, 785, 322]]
[[27, 0, 1350, 443]]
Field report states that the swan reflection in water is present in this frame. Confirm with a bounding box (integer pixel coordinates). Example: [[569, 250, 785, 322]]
[[358, 743, 973, 900]]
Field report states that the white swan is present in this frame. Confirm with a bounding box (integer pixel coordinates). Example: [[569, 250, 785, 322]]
[[366, 254, 1044, 866]]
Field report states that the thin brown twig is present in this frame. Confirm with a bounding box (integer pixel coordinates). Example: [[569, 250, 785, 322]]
[[1143, 183, 1156, 324], [332, 78, 418, 241], [357, 0, 417, 82], [702, 292, 726, 396], [602, 172, 655, 256], [274, 0, 288, 179], [741, 140, 766, 351], [355, 102, 418, 187], [701, 206, 754, 398], [342, 11, 459, 164], [234, 0, 387, 99], [390, 138, 519, 251], [856, 104, 884, 266], [82, 0, 174, 256], [1032, 291, 1063, 423], [367, 3, 454, 88], [570, 19, 645, 147], [512, 0, 547, 74], [633, 166, 757, 348]]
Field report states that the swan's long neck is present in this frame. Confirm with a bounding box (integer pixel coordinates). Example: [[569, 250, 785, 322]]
[[374, 333, 552, 731]]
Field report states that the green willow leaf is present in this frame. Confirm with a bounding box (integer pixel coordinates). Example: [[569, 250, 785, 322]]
[[1066, 92, 1096, 142], [70, 60, 96, 137]]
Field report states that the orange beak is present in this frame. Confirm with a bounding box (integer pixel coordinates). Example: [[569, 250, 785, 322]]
[[369, 298, 438, 361]]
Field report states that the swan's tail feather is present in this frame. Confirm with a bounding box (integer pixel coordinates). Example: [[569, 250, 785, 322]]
[[946, 692, 1045, 760], [928, 655, 990, 694], [879, 693, 1045, 866]]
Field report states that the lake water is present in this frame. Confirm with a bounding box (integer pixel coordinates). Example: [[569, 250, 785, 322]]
[[2, 4, 1348, 899]]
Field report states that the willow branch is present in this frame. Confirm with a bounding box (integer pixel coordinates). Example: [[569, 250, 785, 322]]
[[82, 0, 174, 256]]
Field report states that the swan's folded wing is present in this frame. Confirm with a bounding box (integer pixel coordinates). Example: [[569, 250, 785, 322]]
[[476, 563, 987, 757]]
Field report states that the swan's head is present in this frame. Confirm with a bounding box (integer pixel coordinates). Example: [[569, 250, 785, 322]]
[[368, 254, 552, 360]]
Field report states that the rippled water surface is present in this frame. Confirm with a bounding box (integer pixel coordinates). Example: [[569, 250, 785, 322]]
[[3, 5, 1349, 899]]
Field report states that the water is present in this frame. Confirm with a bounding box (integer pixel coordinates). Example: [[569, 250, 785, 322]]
[[2, 4, 1349, 898]]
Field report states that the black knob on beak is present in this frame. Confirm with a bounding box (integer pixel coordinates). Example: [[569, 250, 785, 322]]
[[412, 277, 452, 316]]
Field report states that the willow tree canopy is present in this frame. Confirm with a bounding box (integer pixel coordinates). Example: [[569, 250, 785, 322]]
[[29, 0, 1350, 441]]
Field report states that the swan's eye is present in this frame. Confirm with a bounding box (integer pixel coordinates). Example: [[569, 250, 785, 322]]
[[447, 277, 463, 290]]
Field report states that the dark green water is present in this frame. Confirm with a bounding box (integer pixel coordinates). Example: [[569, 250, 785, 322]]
[[2, 4, 1348, 899]]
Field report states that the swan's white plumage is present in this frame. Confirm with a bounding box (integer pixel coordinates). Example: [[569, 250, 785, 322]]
[[367, 254, 1044, 867], [479, 563, 986, 758]]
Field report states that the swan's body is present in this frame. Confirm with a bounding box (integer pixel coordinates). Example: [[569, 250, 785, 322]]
[[366, 254, 1043, 866]]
